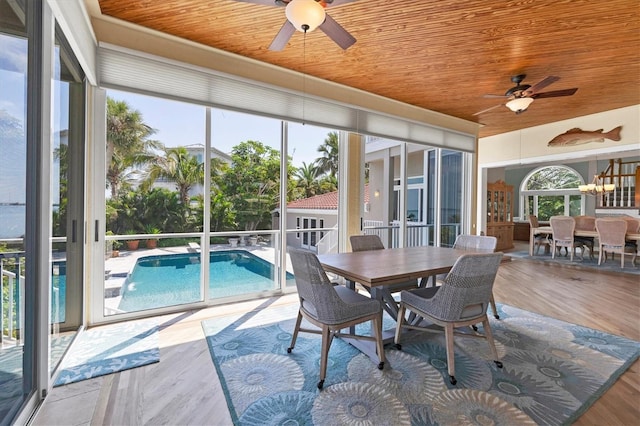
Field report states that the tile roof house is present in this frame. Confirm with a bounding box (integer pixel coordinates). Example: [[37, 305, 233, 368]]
[[278, 185, 370, 251]]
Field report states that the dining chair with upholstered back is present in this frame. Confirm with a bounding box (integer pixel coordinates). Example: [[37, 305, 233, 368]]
[[574, 215, 596, 260], [549, 216, 583, 261], [287, 248, 386, 389], [595, 218, 636, 268], [350, 234, 419, 291], [528, 215, 551, 255], [394, 252, 504, 385], [452, 234, 500, 320]]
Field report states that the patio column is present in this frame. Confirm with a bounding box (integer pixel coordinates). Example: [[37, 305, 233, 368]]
[[339, 132, 364, 252]]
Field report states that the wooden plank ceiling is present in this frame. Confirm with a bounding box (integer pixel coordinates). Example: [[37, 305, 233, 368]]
[[95, 0, 640, 138]]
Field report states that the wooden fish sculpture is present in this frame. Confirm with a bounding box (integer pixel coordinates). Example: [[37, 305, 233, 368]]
[[548, 126, 622, 147]]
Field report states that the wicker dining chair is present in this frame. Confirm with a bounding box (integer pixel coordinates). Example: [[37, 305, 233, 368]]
[[574, 215, 596, 261], [528, 215, 551, 255], [287, 248, 385, 389], [549, 216, 583, 261], [452, 235, 500, 320], [621, 217, 640, 267], [595, 218, 636, 268], [394, 252, 504, 385]]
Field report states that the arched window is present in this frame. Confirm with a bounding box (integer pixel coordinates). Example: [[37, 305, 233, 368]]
[[520, 165, 585, 220]]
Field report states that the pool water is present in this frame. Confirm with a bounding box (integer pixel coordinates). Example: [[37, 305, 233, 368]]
[[118, 250, 294, 312], [51, 262, 66, 324]]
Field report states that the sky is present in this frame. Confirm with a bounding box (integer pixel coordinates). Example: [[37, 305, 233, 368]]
[[109, 89, 334, 168]]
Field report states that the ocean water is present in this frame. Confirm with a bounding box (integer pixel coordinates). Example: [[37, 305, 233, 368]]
[[0, 205, 25, 239]]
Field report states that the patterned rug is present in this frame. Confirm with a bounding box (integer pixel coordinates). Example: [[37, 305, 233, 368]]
[[506, 249, 640, 275], [202, 303, 639, 425], [53, 318, 159, 386]]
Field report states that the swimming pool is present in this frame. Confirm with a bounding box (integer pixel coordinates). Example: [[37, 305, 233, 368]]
[[117, 250, 295, 312]]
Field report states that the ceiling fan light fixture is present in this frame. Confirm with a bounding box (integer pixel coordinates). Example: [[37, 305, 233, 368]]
[[505, 97, 534, 113], [285, 0, 326, 33]]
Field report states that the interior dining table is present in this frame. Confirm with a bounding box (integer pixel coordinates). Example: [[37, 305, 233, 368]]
[[528, 226, 640, 256], [317, 245, 475, 361]]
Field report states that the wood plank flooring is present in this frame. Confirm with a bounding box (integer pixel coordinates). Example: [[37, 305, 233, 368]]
[[32, 251, 640, 425]]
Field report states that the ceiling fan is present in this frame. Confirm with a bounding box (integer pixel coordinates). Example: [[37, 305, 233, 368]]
[[234, 0, 357, 50], [473, 74, 578, 116]]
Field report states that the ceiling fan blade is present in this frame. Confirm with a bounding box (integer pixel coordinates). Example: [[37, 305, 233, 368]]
[[233, 0, 282, 6], [234, 0, 358, 7], [483, 94, 508, 99], [473, 104, 504, 116], [532, 88, 578, 99], [318, 14, 356, 50], [524, 76, 560, 95], [269, 20, 296, 51], [324, 0, 360, 6]]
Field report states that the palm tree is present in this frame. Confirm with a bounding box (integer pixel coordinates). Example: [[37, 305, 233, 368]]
[[106, 98, 161, 198], [294, 161, 321, 198], [143, 147, 204, 205], [316, 131, 339, 178], [318, 174, 338, 193]]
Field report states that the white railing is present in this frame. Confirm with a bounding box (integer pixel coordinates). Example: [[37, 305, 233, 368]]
[[316, 226, 339, 255], [1, 255, 25, 345], [363, 220, 460, 248], [600, 160, 638, 208]]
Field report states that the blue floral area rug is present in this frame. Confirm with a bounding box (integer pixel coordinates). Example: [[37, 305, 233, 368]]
[[202, 304, 639, 425], [53, 318, 159, 387]]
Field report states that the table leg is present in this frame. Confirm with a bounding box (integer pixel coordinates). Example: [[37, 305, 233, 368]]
[[529, 227, 535, 256]]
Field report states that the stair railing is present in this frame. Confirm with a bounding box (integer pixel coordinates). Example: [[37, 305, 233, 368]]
[[598, 159, 638, 208]]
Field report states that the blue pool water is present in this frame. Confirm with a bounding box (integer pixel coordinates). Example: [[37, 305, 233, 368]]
[[51, 261, 66, 323], [118, 250, 295, 312]]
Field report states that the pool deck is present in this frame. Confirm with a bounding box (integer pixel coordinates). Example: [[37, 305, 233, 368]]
[[103, 242, 286, 314]]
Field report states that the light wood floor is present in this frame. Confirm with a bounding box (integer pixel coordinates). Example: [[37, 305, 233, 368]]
[[32, 249, 640, 425]]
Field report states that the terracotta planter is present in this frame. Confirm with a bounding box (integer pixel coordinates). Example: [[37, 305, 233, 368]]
[[127, 240, 140, 250], [146, 239, 158, 249]]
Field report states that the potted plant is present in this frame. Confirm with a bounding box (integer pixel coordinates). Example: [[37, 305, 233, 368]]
[[111, 240, 122, 257], [125, 230, 140, 251], [145, 226, 161, 249], [106, 231, 121, 257]]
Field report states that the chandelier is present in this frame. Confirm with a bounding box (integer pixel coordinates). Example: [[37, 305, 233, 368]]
[[579, 174, 615, 196]]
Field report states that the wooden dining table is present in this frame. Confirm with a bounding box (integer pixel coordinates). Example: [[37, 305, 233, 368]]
[[318, 245, 474, 361], [528, 226, 640, 256]]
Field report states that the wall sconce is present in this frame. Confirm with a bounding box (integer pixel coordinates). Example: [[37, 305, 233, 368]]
[[374, 189, 380, 198]]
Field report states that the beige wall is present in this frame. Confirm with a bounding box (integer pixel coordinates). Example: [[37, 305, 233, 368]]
[[479, 105, 639, 167]]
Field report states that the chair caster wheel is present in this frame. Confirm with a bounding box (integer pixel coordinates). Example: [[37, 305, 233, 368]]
[[377, 362, 384, 370], [494, 314, 500, 320], [287, 347, 292, 353], [395, 343, 402, 350], [449, 375, 457, 385], [317, 380, 324, 389], [495, 360, 503, 368], [471, 325, 478, 331]]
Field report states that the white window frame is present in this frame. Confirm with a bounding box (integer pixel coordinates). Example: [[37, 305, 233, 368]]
[[519, 165, 586, 219]]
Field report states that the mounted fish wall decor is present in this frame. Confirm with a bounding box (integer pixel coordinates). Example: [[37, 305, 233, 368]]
[[548, 126, 622, 147]]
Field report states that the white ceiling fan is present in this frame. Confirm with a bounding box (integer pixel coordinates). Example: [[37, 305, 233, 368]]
[[234, 0, 357, 50]]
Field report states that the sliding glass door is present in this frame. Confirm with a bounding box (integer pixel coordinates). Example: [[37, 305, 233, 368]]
[[0, 2, 31, 421]]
